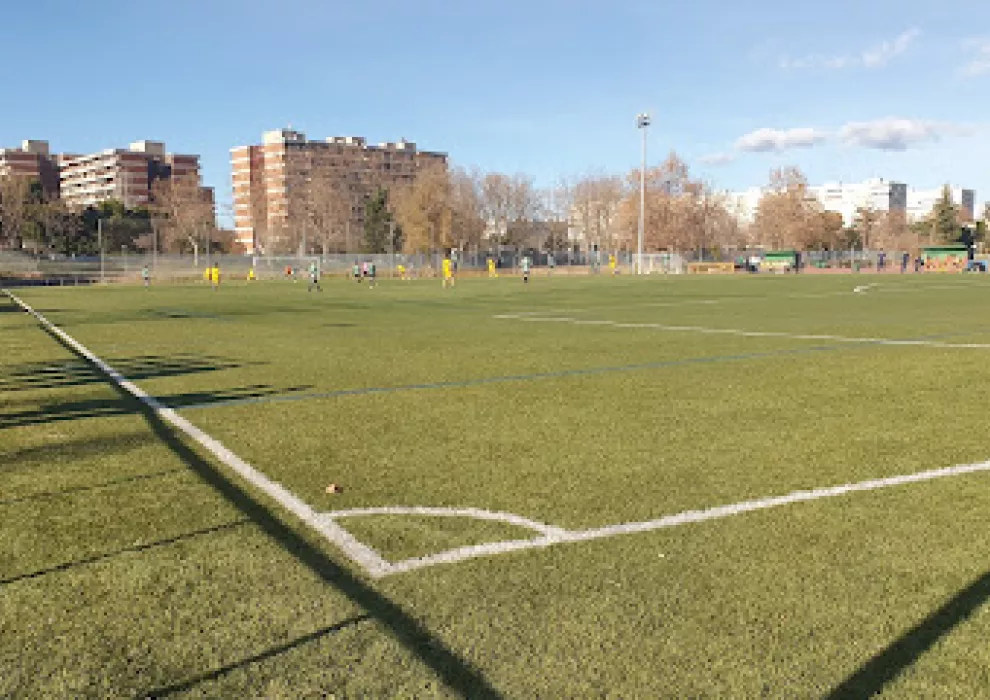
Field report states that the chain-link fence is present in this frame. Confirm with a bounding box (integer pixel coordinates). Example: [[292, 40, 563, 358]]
[[4, 246, 976, 287]]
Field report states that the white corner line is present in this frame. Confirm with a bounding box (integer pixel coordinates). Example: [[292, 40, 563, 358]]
[[3, 289, 392, 579], [377, 459, 990, 577], [10, 288, 990, 581], [324, 506, 569, 539]]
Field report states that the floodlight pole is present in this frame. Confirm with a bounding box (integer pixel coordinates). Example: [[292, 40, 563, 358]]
[[97, 217, 105, 284], [636, 113, 651, 275]]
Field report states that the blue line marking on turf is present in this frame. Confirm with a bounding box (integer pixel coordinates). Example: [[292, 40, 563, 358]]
[[173, 328, 971, 412]]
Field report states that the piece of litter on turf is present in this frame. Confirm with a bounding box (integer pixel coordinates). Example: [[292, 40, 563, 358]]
[[325, 483, 344, 494]]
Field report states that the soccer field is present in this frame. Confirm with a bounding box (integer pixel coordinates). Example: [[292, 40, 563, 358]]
[[4, 273, 990, 697]]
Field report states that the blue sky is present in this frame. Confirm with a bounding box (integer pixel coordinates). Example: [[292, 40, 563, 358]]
[[2, 0, 988, 217]]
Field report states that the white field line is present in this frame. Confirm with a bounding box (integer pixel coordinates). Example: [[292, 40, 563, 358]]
[[374, 458, 990, 576], [508, 281, 988, 316], [3, 290, 394, 579], [324, 506, 568, 538], [12, 289, 990, 580], [493, 313, 990, 349]]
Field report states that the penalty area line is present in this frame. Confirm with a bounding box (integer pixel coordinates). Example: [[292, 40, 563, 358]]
[[494, 313, 990, 349], [1, 289, 393, 579]]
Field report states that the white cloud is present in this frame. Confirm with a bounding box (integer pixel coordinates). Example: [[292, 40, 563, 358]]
[[959, 38, 990, 77], [698, 152, 735, 166], [778, 29, 920, 70], [837, 118, 974, 151], [861, 28, 921, 67], [734, 127, 827, 153]]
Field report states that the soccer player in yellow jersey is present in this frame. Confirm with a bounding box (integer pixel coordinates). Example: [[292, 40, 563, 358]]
[[397, 263, 406, 280], [487, 257, 497, 278], [609, 253, 617, 275], [442, 256, 454, 288], [210, 263, 220, 290]]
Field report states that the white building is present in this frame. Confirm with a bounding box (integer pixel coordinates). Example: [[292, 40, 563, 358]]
[[725, 178, 974, 228], [906, 186, 975, 222], [59, 140, 202, 210], [721, 187, 763, 226], [808, 178, 906, 227]]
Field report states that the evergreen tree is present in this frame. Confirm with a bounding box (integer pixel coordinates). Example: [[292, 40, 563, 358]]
[[362, 188, 400, 253], [931, 184, 960, 243]]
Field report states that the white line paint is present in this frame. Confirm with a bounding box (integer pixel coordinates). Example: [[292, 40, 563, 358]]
[[3, 290, 394, 579], [323, 506, 568, 538], [495, 313, 990, 349], [377, 458, 990, 576], [10, 288, 990, 581], [502, 281, 987, 317]]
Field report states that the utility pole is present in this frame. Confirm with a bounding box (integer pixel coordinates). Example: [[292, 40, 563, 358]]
[[97, 217, 105, 284], [636, 113, 651, 275]]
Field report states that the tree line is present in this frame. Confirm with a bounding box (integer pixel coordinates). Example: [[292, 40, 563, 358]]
[[0, 173, 230, 256], [344, 156, 985, 258], [4, 156, 983, 258]]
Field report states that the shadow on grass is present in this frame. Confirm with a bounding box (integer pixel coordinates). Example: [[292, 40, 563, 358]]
[[35, 332, 503, 698], [0, 431, 153, 472], [0, 467, 185, 505], [0, 384, 311, 429], [0, 354, 254, 393], [50, 303, 339, 329], [130, 395, 503, 698], [144, 614, 373, 697], [826, 570, 990, 699], [0, 519, 252, 586]]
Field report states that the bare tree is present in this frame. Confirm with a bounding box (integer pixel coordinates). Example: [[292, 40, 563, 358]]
[[614, 152, 742, 256], [449, 167, 485, 253], [572, 172, 625, 252], [853, 206, 882, 250], [391, 162, 451, 254], [477, 172, 541, 249], [804, 210, 845, 251], [875, 209, 915, 253], [34, 194, 71, 253], [540, 177, 575, 253], [752, 167, 819, 250], [150, 174, 216, 254], [0, 174, 33, 250]]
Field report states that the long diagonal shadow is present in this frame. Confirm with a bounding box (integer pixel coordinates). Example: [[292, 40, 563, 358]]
[[144, 614, 373, 698], [0, 384, 310, 430], [826, 570, 990, 699], [1, 519, 252, 586], [35, 327, 502, 698]]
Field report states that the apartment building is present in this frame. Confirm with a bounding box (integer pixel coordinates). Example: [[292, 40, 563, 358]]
[[808, 178, 907, 227], [722, 187, 765, 226], [725, 178, 970, 227], [59, 140, 203, 210], [231, 128, 447, 254], [0, 140, 61, 197], [906, 186, 975, 222]]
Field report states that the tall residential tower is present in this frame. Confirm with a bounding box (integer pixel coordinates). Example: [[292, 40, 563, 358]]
[[231, 128, 446, 254]]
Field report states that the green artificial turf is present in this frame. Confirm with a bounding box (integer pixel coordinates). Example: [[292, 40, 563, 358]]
[[3, 273, 990, 697]]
